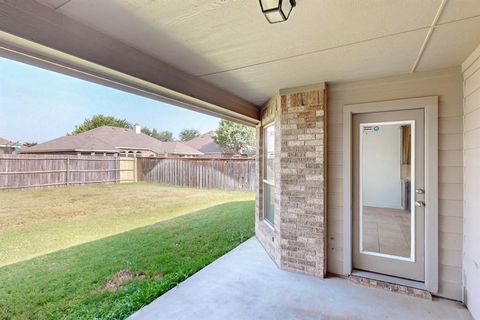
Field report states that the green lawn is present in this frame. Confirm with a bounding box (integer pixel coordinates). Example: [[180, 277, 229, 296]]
[[0, 183, 255, 319]]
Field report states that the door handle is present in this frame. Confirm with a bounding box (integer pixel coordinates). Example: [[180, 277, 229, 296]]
[[416, 188, 425, 194], [415, 201, 425, 207]]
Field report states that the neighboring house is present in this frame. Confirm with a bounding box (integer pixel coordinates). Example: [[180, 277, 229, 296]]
[[0, 137, 18, 154], [184, 131, 248, 158], [159, 141, 205, 158], [22, 126, 203, 158]]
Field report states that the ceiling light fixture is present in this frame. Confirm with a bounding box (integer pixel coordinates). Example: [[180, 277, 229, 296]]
[[259, 0, 296, 24]]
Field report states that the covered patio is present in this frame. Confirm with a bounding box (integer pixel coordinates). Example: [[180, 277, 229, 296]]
[[1, 0, 480, 319], [129, 238, 470, 320]]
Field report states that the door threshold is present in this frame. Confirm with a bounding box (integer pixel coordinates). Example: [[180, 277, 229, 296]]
[[351, 270, 425, 289], [350, 270, 431, 300]]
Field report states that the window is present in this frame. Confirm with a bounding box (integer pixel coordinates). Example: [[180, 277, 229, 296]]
[[263, 123, 275, 225]]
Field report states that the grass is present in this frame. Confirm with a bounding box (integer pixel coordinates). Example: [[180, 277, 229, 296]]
[[0, 183, 255, 319], [0, 183, 253, 266]]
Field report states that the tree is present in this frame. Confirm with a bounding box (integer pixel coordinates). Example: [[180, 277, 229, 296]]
[[179, 128, 200, 141], [156, 130, 174, 142], [141, 127, 153, 137], [213, 120, 255, 155], [142, 127, 174, 142], [70, 114, 131, 135]]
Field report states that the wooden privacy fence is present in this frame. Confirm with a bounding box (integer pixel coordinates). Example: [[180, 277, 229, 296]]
[[0, 154, 136, 190], [119, 157, 137, 183], [137, 158, 256, 191]]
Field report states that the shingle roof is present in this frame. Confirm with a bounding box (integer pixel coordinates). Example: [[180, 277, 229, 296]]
[[159, 141, 204, 155], [23, 126, 203, 155], [184, 131, 223, 154], [0, 137, 11, 145]]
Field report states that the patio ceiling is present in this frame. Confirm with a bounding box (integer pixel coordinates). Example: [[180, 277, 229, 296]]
[[1, 0, 480, 121], [35, 0, 480, 106]]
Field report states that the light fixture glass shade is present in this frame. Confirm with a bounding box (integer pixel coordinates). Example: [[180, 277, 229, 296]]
[[281, 0, 294, 18], [265, 10, 285, 24], [260, 0, 280, 11], [260, 0, 295, 24]]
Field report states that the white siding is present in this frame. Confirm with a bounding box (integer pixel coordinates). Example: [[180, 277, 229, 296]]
[[462, 46, 480, 319], [327, 67, 464, 300]]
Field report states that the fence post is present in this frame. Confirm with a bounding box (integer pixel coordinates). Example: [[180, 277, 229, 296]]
[[134, 158, 138, 183], [65, 157, 69, 186], [115, 157, 118, 183]]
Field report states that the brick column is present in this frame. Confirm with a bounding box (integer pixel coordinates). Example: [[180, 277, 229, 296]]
[[256, 85, 326, 278], [279, 88, 326, 277]]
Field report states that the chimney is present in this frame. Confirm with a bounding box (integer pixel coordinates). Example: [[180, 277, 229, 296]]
[[134, 124, 141, 134]]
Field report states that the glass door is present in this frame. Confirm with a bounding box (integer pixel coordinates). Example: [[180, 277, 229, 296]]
[[352, 109, 425, 282]]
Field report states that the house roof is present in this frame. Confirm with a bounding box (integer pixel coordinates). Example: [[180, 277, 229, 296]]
[[184, 131, 224, 154], [23, 126, 203, 155], [159, 142, 204, 156], [0, 137, 11, 146]]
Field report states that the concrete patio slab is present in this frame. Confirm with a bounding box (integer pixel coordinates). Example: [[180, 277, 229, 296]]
[[129, 238, 472, 320]]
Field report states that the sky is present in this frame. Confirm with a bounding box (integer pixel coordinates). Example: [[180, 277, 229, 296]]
[[0, 57, 220, 143]]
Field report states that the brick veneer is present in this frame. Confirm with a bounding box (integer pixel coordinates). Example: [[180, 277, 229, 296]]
[[255, 95, 281, 265], [256, 85, 327, 278], [349, 275, 432, 300]]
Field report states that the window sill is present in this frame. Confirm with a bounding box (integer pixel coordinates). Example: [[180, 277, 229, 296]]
[[263, 219, 274, 230]]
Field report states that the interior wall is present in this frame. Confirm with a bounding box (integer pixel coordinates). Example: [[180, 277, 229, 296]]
[[327, 68, 464, 300], [362, 125, 402, 209], [462, 45, 480, 319]]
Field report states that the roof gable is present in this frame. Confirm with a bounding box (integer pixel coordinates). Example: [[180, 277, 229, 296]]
[[184, 131, 223, 154]]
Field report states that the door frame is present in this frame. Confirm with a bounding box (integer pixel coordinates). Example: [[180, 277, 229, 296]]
[[342, 96, 438, 293]]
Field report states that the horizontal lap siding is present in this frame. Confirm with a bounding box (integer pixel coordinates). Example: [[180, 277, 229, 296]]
[[463, 49, 480, 318], [327, 67, 463, 300]]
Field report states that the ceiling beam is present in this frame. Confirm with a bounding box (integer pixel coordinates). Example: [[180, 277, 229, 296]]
[[410, 0, 448, 73], [0, 0, 260, 125]]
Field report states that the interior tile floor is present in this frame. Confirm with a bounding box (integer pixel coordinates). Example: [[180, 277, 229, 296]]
[[128, 238, 472, 320], [363, 206, 411, 257]]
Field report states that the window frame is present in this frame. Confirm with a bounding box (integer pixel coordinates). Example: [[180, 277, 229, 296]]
[[263, 122, 275, 226]]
